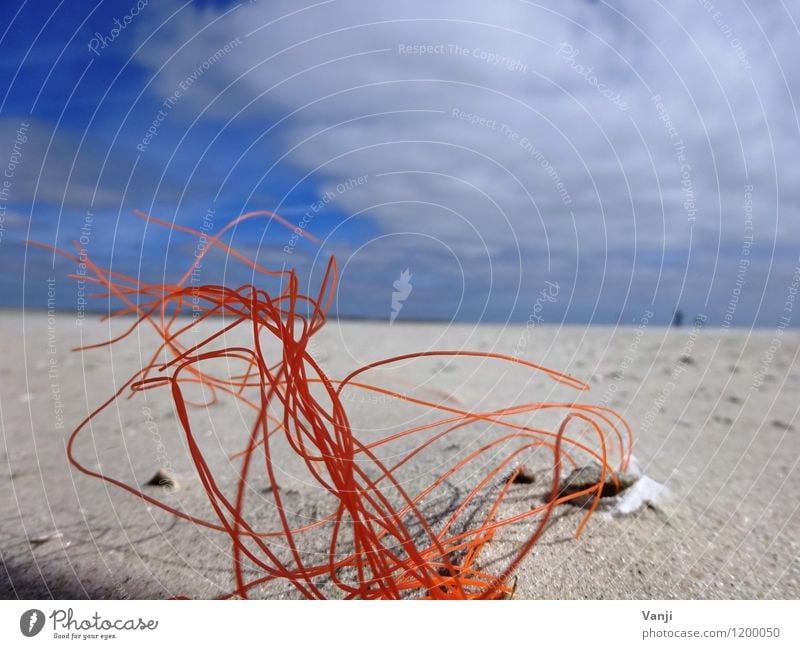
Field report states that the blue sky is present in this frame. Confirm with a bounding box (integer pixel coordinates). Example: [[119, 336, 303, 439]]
[[1, 0, 798, 325]]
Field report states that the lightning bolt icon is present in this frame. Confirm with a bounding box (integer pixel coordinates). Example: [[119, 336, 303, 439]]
[[28, 611, 38, 632]]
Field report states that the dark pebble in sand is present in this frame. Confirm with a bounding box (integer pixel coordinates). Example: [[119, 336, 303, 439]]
[[772, 420, 796, 432], [511, 466, 536, 484], [146, 469, 179, 489], [30, 531, 64, 545], [558, 462, 637, 499], [679, 355, 694, 365]]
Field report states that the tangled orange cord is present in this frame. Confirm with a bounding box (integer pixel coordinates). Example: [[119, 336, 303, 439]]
[[33, 210, 632, 599]]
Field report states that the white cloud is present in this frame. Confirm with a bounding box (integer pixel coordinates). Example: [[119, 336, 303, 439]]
[[131, 0, 800, 322]]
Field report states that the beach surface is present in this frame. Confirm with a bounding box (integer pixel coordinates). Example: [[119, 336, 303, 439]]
[[1, 312, 799, 599]]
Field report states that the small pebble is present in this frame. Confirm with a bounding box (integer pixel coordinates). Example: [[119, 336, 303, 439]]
[[559, 462, 637, 498], [511, 466, 536, 484], [146, 468, 179, 489], [30, 531, 63, 545]]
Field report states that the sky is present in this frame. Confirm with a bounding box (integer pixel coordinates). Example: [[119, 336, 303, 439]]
[[0, 0, 798, 326]]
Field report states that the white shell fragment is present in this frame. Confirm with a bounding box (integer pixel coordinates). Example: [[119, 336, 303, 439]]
[[608, 474, 671, 516]]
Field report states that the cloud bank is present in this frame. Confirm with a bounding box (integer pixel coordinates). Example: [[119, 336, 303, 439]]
[[8, 0, 798, 324]]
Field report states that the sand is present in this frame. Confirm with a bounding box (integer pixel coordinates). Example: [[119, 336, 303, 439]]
[[1, 312, 798, 599]]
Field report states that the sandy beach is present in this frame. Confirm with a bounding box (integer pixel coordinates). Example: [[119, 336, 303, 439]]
[[1, 312, 798, 599]]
